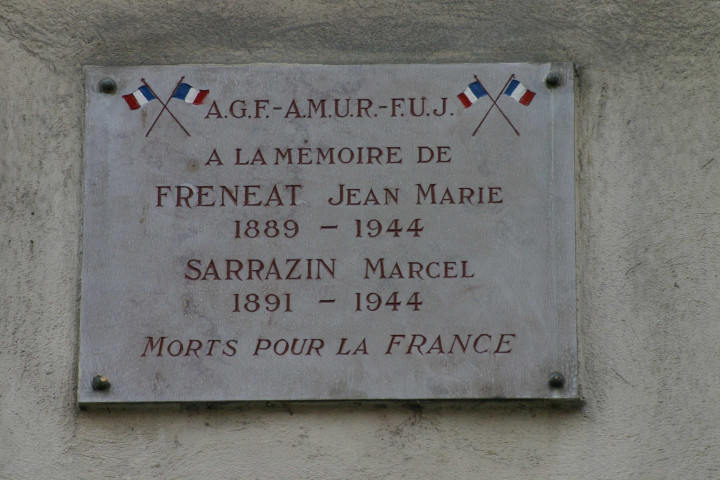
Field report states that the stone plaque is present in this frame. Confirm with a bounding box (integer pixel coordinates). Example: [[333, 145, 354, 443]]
[[79, 63, 576, 403]]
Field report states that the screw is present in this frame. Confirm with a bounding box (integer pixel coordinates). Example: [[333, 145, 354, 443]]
[[92, 374, 111, 391], [98, 78, 117, 94], [545, 72, 562, 89], [548, 372, 565, 389]]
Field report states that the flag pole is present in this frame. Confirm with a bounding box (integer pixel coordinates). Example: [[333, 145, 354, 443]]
[[472, 74, 516, 137], [143, 76, 191, 137], [473, 75, 519, 136]]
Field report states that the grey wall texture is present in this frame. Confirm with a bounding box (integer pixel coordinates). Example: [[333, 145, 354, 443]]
[[1, 1, 719, 478]]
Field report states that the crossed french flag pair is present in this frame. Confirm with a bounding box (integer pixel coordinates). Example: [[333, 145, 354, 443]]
[[121, 79, 209, 136], [122, 82, 209, 110], [458, 78, 535, 108], [457, 76, 536, 136]]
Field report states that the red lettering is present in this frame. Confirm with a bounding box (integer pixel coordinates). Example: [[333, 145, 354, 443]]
[[185, 259, 202, 280], [461, 261, 475, 278], [307, 99, 326, 118], [437, 146, 451, 162], [274, 339, 289, 355], [167, 340, 183, 357], [444, 262, 457, 278], [426, 336, 445, 354], [448, 334, 472, 354], [140, 337, 238, 357], [417, 146, 433, 163], [229, 100, 246, 118], [247, 259, 264, 280], [176, 185, 194, 208], [141, 336, 166, 357], [291, 338, 309, 355], [284, 99, 301, 119], [387, 147, 402, 163], [201, 260, 220, 281], [254, 100, 269, 118], [244, 185, 261, 206], [156, 186, 171, 207], [357, 98, 373, 117], [197, 186, 215, 207], [386, 334, 405, 354], [184, 339, 202, 357], [206, 149, 223, 166], [459, 187, 474, 204], [473, 334, 491, 353], [205, 100, 222, 119], [426, 262, 441, 279], [390, 98, 404, 117], [235, 148, 245, 165], [225, 260, 243, 280], [408, 261, 423, 279], [222, 340, 238, 356], [308, 339, 324, 356], [406, 334, 427, 355], [494, 334, 515, 353], [336, 338, 350, 355], [409, 97, 426, 116], [254, 338, 271, 355], [207, 339, 221, 356]]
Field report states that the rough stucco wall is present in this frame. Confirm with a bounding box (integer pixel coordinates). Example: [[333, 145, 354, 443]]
[[1, 1, 719, 478]]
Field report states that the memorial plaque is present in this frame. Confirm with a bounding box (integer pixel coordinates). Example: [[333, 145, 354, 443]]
[[79, 63, 576, 403]]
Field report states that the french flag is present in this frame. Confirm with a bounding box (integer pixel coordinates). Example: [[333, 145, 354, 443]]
[[172, 83, 209, 105], [504, 79, 535, 106], [122, 86, 157, 110], [457, 81, 487, 108]]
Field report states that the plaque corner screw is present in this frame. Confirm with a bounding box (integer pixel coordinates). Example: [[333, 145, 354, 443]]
[[548, 372, 565, 389], [92, 374, 111, 391], [98, 78, 117, 94], [545, 72, 562, 89]]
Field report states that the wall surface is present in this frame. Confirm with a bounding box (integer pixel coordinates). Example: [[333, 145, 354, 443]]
[[1, 1, 719, 478]]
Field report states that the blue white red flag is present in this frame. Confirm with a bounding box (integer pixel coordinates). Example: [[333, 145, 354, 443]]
[[122, 86, 157, 110], [504, 79, 535, 106], [457, 81, 487, 108], [172, 83, 209, 105]]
